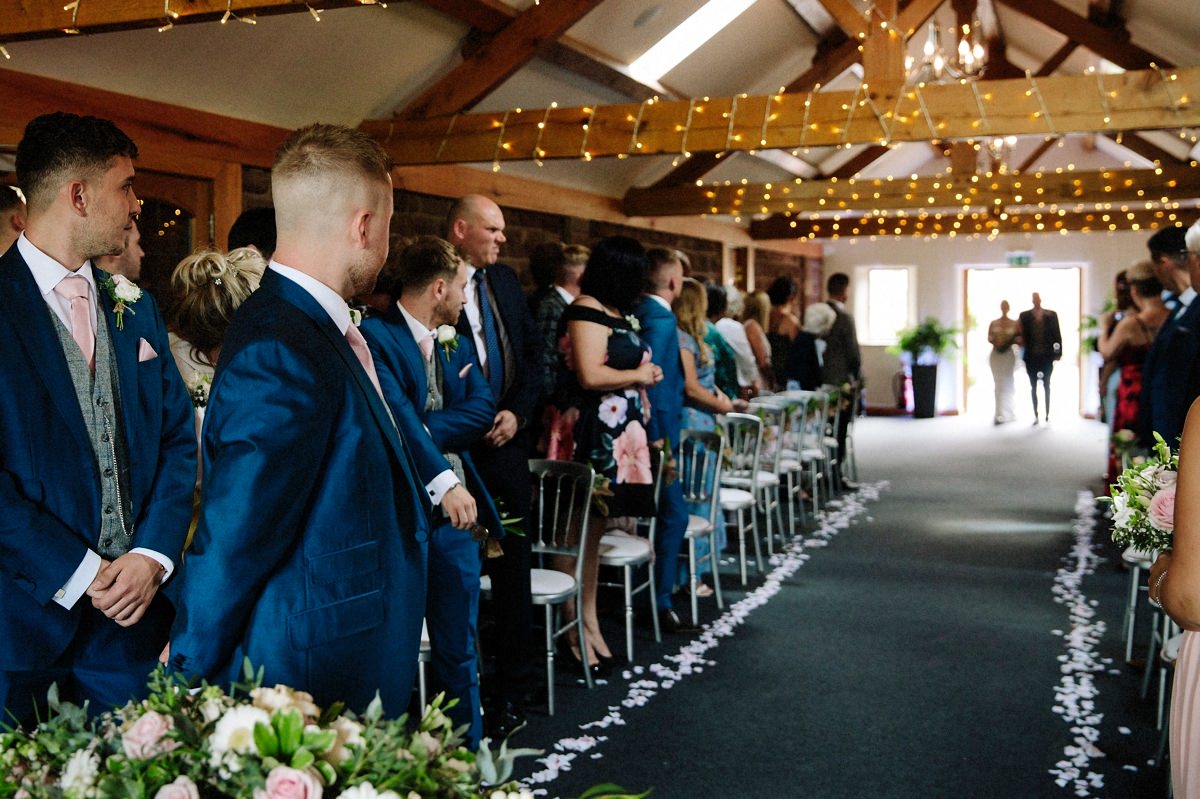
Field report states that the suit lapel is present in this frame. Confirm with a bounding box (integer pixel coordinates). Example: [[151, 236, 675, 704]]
[[0, 250, 91, 451], [95, 268, 140, 442], [385, 305, 428, 406]]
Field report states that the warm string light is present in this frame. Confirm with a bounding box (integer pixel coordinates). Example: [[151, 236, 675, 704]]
[[433, 114, 458, 163], [970, 82, 990, 133], [531, 101, 557, 166], [1025, 71, 1056, 134], [0, 45, 9, 60], [913, 83, 936, 136], [305, 2, 323, 22], [681, 98, 697, 159], [491, 110, 510, 173], [221, 0, 257, 25], [723, 95, 740, 151], [578, 106, 595, 161], [628, 98, 649, 155], [798, 83, 820, 149], [63, 0, 81, 34]]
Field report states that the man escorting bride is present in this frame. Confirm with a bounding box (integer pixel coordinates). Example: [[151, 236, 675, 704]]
[[987, 299, 1021, 425]]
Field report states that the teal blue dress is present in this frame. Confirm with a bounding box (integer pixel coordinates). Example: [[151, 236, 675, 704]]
[[677, 329, 726, 579]]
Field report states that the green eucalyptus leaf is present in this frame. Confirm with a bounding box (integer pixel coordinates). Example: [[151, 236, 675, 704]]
[[290, 747, 315, 771], [275, 709, 303, 755]]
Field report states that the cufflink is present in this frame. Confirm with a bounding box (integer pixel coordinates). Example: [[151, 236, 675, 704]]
[[54, 589, 65, 600]]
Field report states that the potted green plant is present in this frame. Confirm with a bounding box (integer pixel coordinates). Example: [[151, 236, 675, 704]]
[[890, 317, 960, 418]]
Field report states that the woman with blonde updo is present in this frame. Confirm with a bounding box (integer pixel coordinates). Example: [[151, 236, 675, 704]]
[[169, 247, 266, 382], [741, 290, 773, 387]]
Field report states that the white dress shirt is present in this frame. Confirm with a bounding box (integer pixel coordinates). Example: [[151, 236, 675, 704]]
[[18, 234, 172, 609], [715, 316, 760, 388], [462, 264, 488, 373]]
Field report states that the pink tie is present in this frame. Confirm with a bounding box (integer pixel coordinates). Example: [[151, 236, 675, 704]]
[[54, 275, 94, 372], [419, 332, 435, 362], [345, 324, 385, 400]]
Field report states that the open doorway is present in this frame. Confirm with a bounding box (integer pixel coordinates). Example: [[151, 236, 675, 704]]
[[964, 265, 1083, 421]]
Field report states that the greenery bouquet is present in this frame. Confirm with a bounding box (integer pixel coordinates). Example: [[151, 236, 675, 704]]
[[1104, 431, 1178, 552]]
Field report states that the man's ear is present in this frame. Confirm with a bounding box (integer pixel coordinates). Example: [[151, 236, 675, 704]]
[[352, 208, 372, 247], [68, 180, 88, 217]]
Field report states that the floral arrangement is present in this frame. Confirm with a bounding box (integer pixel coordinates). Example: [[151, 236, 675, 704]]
[[1104, 431, 1178, 552], [185, 372, 212, 409], [1111, 428, 1138, 463], [0, 664, 551, 799], [103, 275, 142, 330]]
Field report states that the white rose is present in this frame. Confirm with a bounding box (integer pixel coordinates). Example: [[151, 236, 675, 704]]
[[323, 716, 365, 766], [251, 685, 321, 720], [339, 784, 401, 799], [209, 704, 271, 766], [110, 274, 142, 303], [59, 749, 100, 798], [1156, 469, 1178, 490], [436, 325, 457, 344], [154, 776, 200, 799]]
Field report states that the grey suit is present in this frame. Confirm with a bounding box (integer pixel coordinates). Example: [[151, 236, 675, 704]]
[[821, 301, 862, 386]]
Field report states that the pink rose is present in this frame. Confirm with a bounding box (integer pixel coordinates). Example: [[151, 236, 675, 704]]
[[613, 421, 652, 485], [1148, 485, 1176, 533], [122, 711, 178, 759], [153, 776, 199, 799], [255, 767, 323, 799]]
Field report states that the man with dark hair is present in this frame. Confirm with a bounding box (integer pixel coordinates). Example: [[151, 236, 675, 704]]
[[635, 247, 698, 634], [170, 123, 428, 713], [447, 194, 539, 739], [0, 185, 26, 252], [823, 272, 861, 489], [1141, 222, 1200, 448], [1018, 292, 1063, 424], [362, 235, 500, 748], [0, 112, 195, 724], [227, 206, 277, 259]]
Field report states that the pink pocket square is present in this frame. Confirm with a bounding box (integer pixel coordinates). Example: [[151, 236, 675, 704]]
[[137, 338, 158, 362], [458, 363, 473, 378]]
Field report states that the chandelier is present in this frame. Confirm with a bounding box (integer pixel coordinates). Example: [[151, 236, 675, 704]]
[[905, 20, 987, 84]]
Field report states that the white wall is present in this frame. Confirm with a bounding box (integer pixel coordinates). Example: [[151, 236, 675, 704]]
[[823, 230, 1151, 415]]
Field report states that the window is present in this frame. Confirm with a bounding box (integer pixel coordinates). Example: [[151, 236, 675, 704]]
[[856, 266, 916, 346]]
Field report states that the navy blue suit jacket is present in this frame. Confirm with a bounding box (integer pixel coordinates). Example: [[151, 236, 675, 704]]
[[636, 295, 684, 446], [1141, 298, 1200, 448], [0, 244, 195, 671], [457, 262, 539, 517], [169, 269, 428, 713], [361, 306, 502, 536]]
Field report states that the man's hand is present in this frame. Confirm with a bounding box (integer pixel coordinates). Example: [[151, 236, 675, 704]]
[[485, 410, 519, 447], [87, 553, 164, 627], [440, 484, 478, 530]]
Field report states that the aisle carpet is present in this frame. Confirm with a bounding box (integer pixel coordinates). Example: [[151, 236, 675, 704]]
[[503, 415, 1171, 798]]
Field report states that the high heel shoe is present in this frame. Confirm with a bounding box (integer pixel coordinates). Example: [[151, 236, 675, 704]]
[[557, 636, 609, 678]]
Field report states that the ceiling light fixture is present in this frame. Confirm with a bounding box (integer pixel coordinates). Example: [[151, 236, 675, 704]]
[[905, 20, 986, 84], [628, 0, 757, 84]]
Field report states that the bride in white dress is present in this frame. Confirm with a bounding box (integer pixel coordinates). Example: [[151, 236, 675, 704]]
[[987, 300, 1021, 424]]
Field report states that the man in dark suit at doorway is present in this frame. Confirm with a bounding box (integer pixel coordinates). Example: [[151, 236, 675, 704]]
[[1018, 292, 1062, 424], [447, 194, 539, 740]]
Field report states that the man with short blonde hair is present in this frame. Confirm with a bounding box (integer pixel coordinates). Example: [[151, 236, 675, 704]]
[[170, 123, 429, 713]]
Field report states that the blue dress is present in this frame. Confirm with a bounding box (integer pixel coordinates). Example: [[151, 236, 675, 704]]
[[677, 329, 727, 578]]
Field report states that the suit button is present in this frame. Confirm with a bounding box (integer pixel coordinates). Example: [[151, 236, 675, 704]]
[[96, 397, 105, 407], [104, 468, 114, 477], [104, 506, 113, 516], [102, 433, 110, 442], [103, 539, 113, 548]]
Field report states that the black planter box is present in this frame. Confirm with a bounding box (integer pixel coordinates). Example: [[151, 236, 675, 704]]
[[912, 364, 938, 418]]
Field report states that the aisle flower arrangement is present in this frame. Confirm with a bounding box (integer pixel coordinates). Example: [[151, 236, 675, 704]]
[[1104, 431, 1178, 552], [0, 665, 643, 799]]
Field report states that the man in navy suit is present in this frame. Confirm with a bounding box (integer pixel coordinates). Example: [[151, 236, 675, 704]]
[[636, 248, 698, 634], [448, 195, 539, 738], [170, 124, 428, 714], [361, 236, 501, 748], [0, 113, 195, 724], [1140, 224, 1197, 449], [1140, 222, 1200, 449]]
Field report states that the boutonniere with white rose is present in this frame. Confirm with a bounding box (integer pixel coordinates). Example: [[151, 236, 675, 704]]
[[436, 324, 459, 360], [349, 307, 363, 327], [102, 274, 141, 330], [625, 314, 641, 333]]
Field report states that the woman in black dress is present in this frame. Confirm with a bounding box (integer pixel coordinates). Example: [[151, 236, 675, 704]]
[[550, 236, 663, 671]]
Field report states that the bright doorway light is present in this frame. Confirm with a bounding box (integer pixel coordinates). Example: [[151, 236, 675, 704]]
[[627, 0, 758, 84]]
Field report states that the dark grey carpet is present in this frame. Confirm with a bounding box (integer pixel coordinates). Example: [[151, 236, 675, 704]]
[[504, 415, 1170, 799]]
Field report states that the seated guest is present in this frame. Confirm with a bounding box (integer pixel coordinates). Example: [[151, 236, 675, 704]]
[[704, 283, 740, 400], [675, 278, 743, 595], [0, 185, 26, 253], [716, 285, 761, 397], [553, 236, 663, 670], [361, 236, 500, 749], [742, 290, 773, 386]]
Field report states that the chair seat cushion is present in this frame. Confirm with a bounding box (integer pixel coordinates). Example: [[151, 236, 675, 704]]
[[686, 514, 714, 538], [530, 567, 576, 601], [778, 458, 801, 472], [719, 487, 755, 509], [722, 471, 780, 489], [599, 533, 652, 564], [480, 574, 492, 593], [799, 448, 825, 461]]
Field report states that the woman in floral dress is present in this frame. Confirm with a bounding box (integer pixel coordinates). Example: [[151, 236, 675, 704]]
[[551, 236, 662, 672]]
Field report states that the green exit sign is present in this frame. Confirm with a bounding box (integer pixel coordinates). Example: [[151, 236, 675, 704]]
[[1007, 251, 1033, 267]]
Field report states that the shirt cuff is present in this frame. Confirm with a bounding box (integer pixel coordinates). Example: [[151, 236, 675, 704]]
[[130, 547, 175, 582], [53, 549, 102, 609], [426, 470, 461, 506]]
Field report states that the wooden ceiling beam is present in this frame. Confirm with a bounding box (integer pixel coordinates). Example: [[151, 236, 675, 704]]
[[994, 0, 1167, 70], [363, 66, 1200, 166], [396, 0, 602, 120], [624, 165, 1200, 217], [0, 0, 382, 42], [419, 0, 512, 34], [1115, 132, 1192, 167], [815, 0, 869, 40], [750, 205, 1192, 239], [823, 145, 892, 179]]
